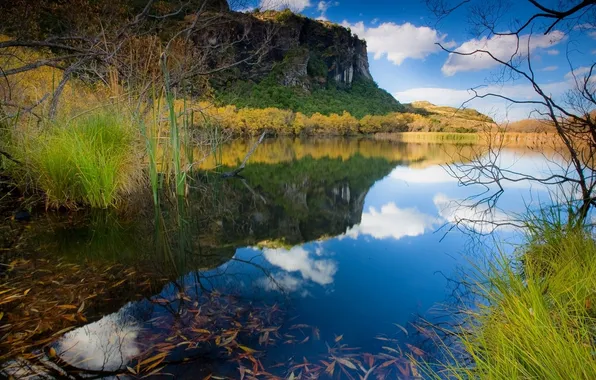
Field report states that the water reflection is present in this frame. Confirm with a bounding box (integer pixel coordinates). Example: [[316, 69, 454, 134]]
[[8, 138, 567, 377], [344, 202, 440, 240], [56, 304, 141, 372]]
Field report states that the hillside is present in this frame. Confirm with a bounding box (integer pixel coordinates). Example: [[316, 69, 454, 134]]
[[0, 0, 497, 134], [0, 0, 403, 119]]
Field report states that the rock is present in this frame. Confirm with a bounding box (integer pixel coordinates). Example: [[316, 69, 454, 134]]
[[14, 210, 31, 222], [193, 8, 375, 91]]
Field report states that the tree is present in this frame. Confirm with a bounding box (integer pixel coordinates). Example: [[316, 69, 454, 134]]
[[426, 0, 596, 226], [0, 0, 273, 119]]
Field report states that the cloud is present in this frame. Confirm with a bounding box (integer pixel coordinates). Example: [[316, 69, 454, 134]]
[[546, 49, 559, 55], [433, 193, 516, 233], [341, 21, 455, 65], [442, 31, 566, 76], [344, 202, 439, 240], [564, 66, 596, 81], [315, 1, 338, 20], [389, 165, 456, 184], [259, 0, 312, 12], [54, 305, 141, 371], [371, 18, 379, 25], [258, 272, 303, 292], [541, 65, 558, 71], [262, 246, 337, 286]]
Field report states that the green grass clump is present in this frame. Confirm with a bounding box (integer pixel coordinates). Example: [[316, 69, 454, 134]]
[[25, 112, 141, 208], [434, 221, 596, 379]]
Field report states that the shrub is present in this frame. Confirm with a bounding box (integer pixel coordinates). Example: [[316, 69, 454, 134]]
[[22, 111, 142, 208]]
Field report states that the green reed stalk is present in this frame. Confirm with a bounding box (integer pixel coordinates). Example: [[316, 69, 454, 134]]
[[162, 60, 186, 197]]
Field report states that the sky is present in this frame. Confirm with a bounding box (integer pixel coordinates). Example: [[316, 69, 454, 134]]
[[233, 0, 596, 121]]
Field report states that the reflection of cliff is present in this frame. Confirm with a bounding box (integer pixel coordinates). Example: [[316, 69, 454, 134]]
[[19, 153, 395, 271], [192, 154, 396, 247]]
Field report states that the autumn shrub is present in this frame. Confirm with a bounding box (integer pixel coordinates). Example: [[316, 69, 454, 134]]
[[19, 111, 142, 208]]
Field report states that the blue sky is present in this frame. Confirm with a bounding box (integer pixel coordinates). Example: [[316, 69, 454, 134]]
[[235, 0, 596, 121]]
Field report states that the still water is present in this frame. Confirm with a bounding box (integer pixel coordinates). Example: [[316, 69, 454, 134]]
[[8, 138, 558, 378]]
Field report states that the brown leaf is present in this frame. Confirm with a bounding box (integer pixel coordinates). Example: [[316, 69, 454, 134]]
[[325, 361, 336, 376], [239, 345, 257, 354], [393, 323, 408, 335], [379, 359, 397, 369], [336, 357, 357, 370], [406, 344, 426, 357], [56, 305, 78, 310]]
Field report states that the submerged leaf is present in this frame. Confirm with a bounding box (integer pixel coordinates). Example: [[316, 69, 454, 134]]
[[239, 345, 257, 354]]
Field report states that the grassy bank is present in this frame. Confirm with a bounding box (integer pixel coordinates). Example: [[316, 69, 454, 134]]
[[12, 112, 143, 208], [432, 220, 596, 379], [374, 131, 563, 147]]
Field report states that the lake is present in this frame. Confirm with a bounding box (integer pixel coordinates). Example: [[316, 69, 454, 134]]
[[2, 137, 559, 378]]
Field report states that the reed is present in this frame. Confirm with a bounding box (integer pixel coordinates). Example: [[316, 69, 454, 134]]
[[429, 217, 596, 379], [21, 111, 142, 208]]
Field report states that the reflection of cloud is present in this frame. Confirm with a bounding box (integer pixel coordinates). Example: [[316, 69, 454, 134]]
[[434, 193, 517, 233], [54, 304, 140, 372], [262, 246, 337, 286], [345, 202, 439, 240], [390, 165, 456, 184], [258, 272, 302, 292]]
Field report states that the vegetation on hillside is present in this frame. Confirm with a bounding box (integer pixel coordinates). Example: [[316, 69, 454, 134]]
[[216, 77, 404, 119]]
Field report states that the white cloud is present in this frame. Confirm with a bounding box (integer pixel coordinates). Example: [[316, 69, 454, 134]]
[[259, 0, 312, 12], [541, 65, 558, 72], [262, 246, 337, 286], [259, 272, 303, 292], [546, 49, 559, 55], [344, 202, 439, 240], [315, 0, 337, 20], [389, 165, 456, 184], [54, 305, 141, 372], [371, 18, 379, 25], [342, 21, 455, 65], [442, 31, 566, 76], [433, 193, 516, 233], [590, 31, 596, 39], [564, 66, 595, 81]]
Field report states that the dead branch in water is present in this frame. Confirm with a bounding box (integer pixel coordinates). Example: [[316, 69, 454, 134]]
[[221, 131, 267, 178]]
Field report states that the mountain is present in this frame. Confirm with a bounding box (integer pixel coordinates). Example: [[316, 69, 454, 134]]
[[0, 0, 403, 118], [204, 8, 404, 117]]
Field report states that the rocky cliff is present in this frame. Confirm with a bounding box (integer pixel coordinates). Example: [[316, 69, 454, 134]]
[[195, 8, 374, 91]]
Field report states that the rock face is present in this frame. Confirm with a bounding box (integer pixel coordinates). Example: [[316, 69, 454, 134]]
[[194, 8, 375, 91]]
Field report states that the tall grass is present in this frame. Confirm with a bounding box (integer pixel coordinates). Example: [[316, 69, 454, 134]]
[[431, 220, 596, 379], [22, 111, 142, 208]]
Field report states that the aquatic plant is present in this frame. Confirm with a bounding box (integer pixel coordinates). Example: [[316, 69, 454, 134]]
[[21, 111, 142, 208], [429, 219, 596, 379]]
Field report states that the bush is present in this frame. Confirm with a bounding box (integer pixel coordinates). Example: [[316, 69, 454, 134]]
[[216, 77, 404, 119], [21, 111, 142, 208]]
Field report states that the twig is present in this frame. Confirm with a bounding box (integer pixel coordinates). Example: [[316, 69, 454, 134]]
[[221, 132, 267, 178]]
